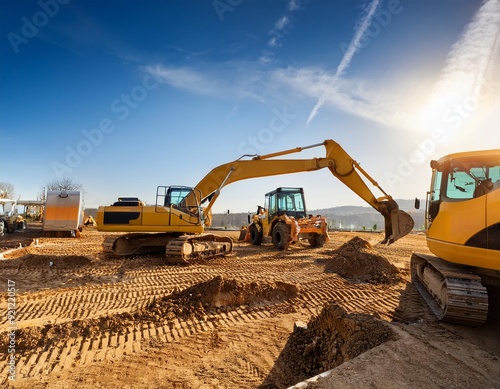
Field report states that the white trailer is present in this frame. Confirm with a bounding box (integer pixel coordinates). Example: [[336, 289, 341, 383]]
[[0, 198, 26, 235], [43, 190, 84, 237]]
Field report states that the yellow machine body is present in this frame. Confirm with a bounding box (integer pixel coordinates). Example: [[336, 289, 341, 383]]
[[411, 148, 500, 326], [96, 205, 204, 234], [424, 149, 500, 269]]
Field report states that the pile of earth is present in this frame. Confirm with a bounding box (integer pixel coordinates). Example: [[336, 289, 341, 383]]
[[261, 302, 397, 388], [0, 276, 299, 355], [323, 237, 400, 284], [137, 275, 300, 322], [0, 254, 93, 269]]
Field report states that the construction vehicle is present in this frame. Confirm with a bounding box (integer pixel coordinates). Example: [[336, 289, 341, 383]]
[[242, 187, 329, 250], [411, 148, 500, 326], [0, 198, 26, 235], [97, 139, 414, 264], [43, 190, 84, 237]]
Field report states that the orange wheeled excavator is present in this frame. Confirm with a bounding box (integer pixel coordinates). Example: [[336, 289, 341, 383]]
[[97, 140, 414, 264]]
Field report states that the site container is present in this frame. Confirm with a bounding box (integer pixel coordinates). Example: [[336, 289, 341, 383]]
[[43, 190, 84, 236]]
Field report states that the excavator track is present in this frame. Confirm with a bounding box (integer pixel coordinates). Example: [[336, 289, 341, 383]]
[[410, 252, 488, 326], [165, 233, 233, 265], [103, 233, 176, 256]]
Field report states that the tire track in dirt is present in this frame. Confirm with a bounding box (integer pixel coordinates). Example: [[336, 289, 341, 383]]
[[1, 254, 327, 329], [2, 274, 406, 383], [1, 266, 228, 328], [1, 232, 413, 385], [5, 305, 278, 381]]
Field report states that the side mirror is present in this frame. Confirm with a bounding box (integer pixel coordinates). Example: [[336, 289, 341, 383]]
[[414, 197, 420, 210]]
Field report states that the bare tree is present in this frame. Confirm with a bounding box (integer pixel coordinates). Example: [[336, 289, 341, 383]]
[[0, 181, 15, 198], [39, 178, 85, 201]]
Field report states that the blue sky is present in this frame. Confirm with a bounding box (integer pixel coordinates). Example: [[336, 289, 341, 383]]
[[1, 0, 499, 212]]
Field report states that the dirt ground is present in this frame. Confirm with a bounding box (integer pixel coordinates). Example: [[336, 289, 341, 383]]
[[0, 224, 499, 388]]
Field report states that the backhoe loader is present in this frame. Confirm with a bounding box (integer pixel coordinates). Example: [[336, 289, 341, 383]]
[[241, 187, 329, 250], [97, 140, 414, 264], [411, 148, 500, 326]]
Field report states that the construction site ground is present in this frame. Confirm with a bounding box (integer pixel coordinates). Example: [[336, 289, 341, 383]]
[[1, 223, 499, 388]]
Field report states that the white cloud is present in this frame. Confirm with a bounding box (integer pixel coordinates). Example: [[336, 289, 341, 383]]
[[306, 0, 382, 126], [288, 0, 300, 12], [146, 64, 267, 101], [274, 16, 289, 32], [268, 37, 278, 48], [145, 1, 500, 138], [145, 61, 411, 130], [262, 1, 301, 59], [274, 67, 406, 128]]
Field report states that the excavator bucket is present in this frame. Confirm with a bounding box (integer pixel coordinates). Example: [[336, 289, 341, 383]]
[[238, 227, 249, 241], [383, 209, 414, 244]]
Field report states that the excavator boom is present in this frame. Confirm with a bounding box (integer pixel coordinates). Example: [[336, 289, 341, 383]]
[[194, 140, 413, 244]]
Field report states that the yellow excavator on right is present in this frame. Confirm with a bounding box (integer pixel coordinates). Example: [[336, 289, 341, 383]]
[[411, 148, 500, 326]]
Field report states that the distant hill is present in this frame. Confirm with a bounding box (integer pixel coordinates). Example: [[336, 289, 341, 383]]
[[212, 199, 425, 231]]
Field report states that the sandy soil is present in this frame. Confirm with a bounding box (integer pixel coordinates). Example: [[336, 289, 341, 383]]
[[0, 224, 499, 388]]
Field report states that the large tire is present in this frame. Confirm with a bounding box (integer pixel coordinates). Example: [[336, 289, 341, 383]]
[[308, 233, 326, 248], [249, 224, 263, 245], [272, 222, 291, 250]]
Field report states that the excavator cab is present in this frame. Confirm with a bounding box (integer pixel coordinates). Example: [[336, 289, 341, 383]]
[[156, 186, 202, 224], [411, 148, 500, 326], [265, 187, 307, 220], [423, 151, 500, 263]]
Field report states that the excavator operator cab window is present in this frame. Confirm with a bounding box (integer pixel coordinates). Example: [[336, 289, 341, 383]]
[[265, 188, 306, 219], [427, 169, 442, 223], [157, 186, 200, 210], [266, 193, 278, 219], [277, 192, 305, 214], [444, 159, 500, 201], [166, 187, 192, 206]]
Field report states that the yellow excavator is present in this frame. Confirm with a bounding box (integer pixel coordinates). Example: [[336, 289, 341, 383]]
[[411, 148, 500, 326], [97, 140, 414, 264]]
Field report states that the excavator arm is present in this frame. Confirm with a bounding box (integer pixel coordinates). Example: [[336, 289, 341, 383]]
[[192, 140, 414, 244]]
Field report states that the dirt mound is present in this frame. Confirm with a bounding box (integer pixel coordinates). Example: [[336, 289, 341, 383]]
[[262, 302, 396, 387], [0, 277, 299, 355], [324, 237, 400, 284], [17, 254, 93, 269], [138, 276, 300, 322]]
